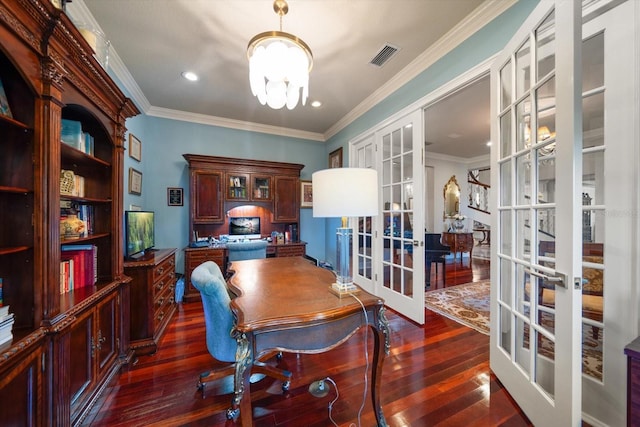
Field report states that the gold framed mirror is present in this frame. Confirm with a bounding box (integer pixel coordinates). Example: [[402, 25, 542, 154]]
[[443, 175, 460, 218]]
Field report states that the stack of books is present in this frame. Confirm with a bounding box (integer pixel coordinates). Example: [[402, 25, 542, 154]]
[[0, 305, 14, 348], [60, 244, 98, 294]]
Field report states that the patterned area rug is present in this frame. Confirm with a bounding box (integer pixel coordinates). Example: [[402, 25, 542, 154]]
[[425, 281, 603, 380], [425, 281, 490, 335]]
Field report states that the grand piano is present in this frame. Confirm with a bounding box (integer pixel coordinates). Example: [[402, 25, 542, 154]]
[[425, 233, 451, 289]]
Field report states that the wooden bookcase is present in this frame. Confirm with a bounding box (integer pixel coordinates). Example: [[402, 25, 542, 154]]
[[0, 1, 139, 425]]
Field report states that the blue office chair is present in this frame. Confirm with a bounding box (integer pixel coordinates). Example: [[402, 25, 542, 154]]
[[226, 240, 268, 261], [191, 261, 291, 399]]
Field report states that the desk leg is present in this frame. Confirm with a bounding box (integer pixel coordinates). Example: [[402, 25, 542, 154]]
[[229, 332, 253, 426], [371, 307, 390, 427]]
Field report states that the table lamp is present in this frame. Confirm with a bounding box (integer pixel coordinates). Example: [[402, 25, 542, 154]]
[[312, 168, 378, 296]]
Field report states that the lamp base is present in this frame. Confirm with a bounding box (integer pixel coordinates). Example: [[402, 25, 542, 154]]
[[329, 283, 360, 298]]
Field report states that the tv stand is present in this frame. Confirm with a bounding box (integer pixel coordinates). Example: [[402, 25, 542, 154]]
[[124, 248, 177, 356]]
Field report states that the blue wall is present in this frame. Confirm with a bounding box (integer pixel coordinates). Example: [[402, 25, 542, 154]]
[[121, 0, 537, 273]]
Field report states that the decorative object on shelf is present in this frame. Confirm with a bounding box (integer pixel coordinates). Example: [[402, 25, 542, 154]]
[[313, 168, 378, 297], [300, 180, 313, 208], [128, 133, 142, 161], [167, 187, 183, 206], [247, 0, 313, 110], [73, 22, 110, 69], [128, 167, 142, 196], [60, 212, 87, 240], [0, 77, 12, 118], [452, 214, 466, 231], [60, 169, 75, 196], [329, 147, 343, 168]]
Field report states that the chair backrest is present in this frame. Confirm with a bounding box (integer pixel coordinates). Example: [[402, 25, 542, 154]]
[[227, 240, 268, 261], [190, 261, 237, 363], [425, 233, 448, 250]]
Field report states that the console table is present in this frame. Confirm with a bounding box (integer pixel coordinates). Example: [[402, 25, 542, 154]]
[[226, 257, 390, 426], [442, 232, 474, 266]]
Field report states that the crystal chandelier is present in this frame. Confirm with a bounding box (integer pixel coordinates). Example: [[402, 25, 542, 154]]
[[247, 0, 313, 110]]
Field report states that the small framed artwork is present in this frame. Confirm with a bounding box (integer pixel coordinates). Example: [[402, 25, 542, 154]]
[[128, 167, 142, 195], [128, 133, 142, 162], [329, 147, 343, 168], [167, 187, 183, 206], [300, 180, 313, 208]]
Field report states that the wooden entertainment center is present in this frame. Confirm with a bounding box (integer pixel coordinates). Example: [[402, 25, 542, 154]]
[[182, 154, 306, 302], [0, 1, 139, 425]]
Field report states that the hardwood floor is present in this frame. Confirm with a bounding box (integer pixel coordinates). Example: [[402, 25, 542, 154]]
[[84, 253, 531, 426]]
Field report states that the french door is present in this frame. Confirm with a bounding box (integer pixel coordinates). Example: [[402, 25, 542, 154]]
[[491, 0, 637, 425], [490, 1, 583, 425], [374, 110, 425, 324], [352, 135, 376, 294]]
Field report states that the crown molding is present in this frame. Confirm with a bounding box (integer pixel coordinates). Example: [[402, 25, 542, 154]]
[[324, 0, 516, 141], [69, 0, 513, 143], [146, 107, 325, 142]]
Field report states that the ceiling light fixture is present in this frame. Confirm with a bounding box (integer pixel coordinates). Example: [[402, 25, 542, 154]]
[[247, 0, 313, 110], [181, 71, 198, 81]]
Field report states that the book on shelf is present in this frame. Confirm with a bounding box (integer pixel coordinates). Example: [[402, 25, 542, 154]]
[[0, 277, 3, 306], [0, 76, 12, 118], [0, 304, 9, 319], [61, 118, 95, 155], [61, 119, 83, 149], [61, 244, 97, 290]]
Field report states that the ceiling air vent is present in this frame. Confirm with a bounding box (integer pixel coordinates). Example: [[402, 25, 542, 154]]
[[369, 44, 400, 67]]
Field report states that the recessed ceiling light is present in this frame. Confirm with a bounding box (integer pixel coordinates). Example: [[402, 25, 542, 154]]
[[311, 100, 322, 108], [181, 71, 198, 82]]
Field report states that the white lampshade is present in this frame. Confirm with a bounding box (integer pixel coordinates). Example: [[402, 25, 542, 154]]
[[312, 168, 378, 218]]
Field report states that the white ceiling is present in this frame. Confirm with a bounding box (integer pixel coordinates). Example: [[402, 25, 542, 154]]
[[70, 0, 501, 157]]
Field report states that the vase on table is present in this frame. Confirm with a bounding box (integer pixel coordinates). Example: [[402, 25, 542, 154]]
[[454, 219, 465, 231]]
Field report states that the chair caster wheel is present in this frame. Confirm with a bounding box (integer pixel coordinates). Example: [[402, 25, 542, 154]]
[[226, 407, 240, 420], [282, 381, 290, 392]]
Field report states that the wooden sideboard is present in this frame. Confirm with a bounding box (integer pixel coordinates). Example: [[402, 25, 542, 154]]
[[183, 242, 307, 302], [124, 249, 177, 356], [442, 232, 474, 266]]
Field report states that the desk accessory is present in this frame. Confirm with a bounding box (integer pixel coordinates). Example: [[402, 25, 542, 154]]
[[312, 168, 378, 297]]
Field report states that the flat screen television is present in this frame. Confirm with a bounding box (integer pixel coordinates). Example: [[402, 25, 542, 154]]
[[229, 216, 261, 239], [125, 210, 155, 259]]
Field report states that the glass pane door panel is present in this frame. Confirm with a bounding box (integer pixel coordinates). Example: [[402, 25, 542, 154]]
[[500, 211, 512, 255], [500, 160, 512, 206], [515, 315, 531, 373], [516, 40, 531, 99], [499, 305, 512, 355], [516, 264, 529, 317], [583, 92, 604, 148], [536, 11, 556, 80], [516, 153, 531, 205], [500, 61, 513, 111], [582, 150, 604, 204], [500, 112, 512, 159], [582, 33, 604, 92], [516, 97, 531, 151], [536, 77, 556, 144], [500, 258, 513, 304], [516, 209, 531, 259]]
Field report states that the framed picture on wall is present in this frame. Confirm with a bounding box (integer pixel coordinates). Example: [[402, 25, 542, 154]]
[[167, 187, 183, 206], [128, 167, 142, 195], [300, 180, 313, 208], [329, 147, 342, 168], [128, 133, 142, 162]]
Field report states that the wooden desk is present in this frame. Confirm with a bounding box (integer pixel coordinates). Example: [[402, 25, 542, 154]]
[[226, 257, 390, 426]]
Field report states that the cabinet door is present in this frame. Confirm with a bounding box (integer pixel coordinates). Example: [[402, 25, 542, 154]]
[[192, 170, 223, 223], [226, 173, 249, 201], [273, 176, 299, 222], [0, 339, 46, 426], [96, 292, 118, 374], [69, 310, 94, 411], [251, 174, 272, 201]]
